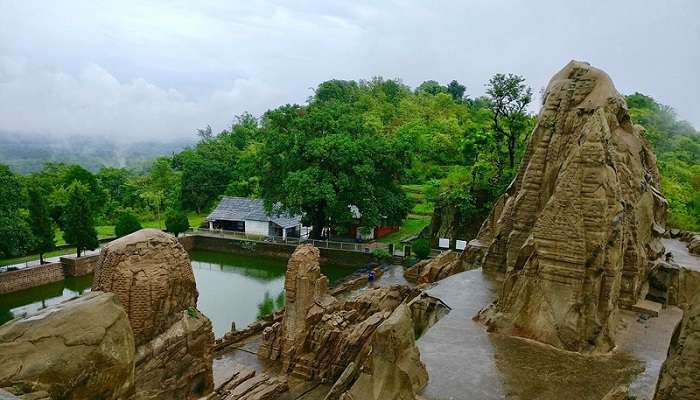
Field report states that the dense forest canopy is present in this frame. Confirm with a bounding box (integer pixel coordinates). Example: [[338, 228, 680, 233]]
[[1, 76, 698, 259]]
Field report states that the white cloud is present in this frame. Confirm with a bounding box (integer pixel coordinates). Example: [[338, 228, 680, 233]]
[[0, 0, 698, 140], [0, 56, 283, 141]]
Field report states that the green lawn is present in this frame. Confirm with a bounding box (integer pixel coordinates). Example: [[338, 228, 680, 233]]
[[54, 212, 205, 245], [377, 214, 431, 246], [2, 213, 206, 266], [0, 247, 79, 267]]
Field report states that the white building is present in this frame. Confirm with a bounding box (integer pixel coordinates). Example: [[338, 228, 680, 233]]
[[206, 197, 302, 239]]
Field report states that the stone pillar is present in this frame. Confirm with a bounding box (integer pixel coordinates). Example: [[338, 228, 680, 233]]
[[282, 227, 287, 240], [208, 221, 213, 230]]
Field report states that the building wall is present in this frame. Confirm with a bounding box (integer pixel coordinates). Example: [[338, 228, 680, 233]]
[[245, 220, 270, 236], [0, 262, 64, 294]]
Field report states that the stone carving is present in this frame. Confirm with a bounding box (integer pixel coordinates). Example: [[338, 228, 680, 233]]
[[92, 228, 214, 399], [132, 309, 214, 400], [474, 61, 667, 352], [654, 291, 700, 400], [0, 292, 135, 400], [92, 228, 198, 346], [404, 250, 466, 283], [258, 244, 431, 399]]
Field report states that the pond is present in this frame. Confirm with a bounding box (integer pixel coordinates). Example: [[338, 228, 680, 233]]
[[0, 250, 358, 337]]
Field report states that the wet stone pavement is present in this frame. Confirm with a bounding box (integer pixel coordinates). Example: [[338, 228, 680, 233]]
[[417, 269, 682, 400]]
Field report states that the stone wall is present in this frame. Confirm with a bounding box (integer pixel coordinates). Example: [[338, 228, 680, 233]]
[[60, 254, 100, 277], [0, 262, 64, 294], [179, 235, 373, 266]]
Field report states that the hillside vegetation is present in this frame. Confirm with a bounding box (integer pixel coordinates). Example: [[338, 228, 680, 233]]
[[1, 77, 698, 261]]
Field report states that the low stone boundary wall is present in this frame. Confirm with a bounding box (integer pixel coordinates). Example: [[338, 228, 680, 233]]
[[0, 262, 64, 294], [60, 254, 100, 277], [180, 235, 373, 267]]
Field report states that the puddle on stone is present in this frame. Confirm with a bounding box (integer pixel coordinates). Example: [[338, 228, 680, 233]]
[[490, 334, 643, 400]]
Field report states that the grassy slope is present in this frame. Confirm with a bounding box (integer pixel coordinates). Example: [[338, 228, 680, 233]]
[[377, 184, 433, 246]]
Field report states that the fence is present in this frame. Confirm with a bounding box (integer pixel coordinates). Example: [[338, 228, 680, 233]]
[[186, 228, 396, 255]]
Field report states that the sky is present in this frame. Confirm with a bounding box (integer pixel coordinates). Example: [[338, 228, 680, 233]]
[[0, 0, 698, 141]]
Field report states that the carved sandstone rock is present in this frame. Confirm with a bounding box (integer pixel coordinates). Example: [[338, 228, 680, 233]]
[[337, 304, 428, 400], [259, 245, 431, 400], [92, 228, 198, 346], [475, 61, 667, 352], [93, 229, 214, 399], [654, 291, 700, 400], [0, 292, 135, 399]]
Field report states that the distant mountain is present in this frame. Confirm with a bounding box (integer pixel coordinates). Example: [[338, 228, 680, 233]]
[[0, 132, 195, 174]]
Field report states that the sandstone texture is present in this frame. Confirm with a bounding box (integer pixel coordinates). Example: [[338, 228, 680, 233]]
[[210, 364, 288, 400], [688, 234, 700, 255], [258, 244, 434, 400], [654, 291, 700, 400], [404, 250, 466, 284], [474, 61, 667, 352], [93, 228, 199, 346], [0, 292, 135, 400], [335, 304, 428, 400], [93, 228, 214, 399], [132, 309, 215, 400]]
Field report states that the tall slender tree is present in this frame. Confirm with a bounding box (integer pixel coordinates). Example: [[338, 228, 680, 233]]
[[63, 181, 98, 257], [486, 73, 533, 169], [0, 164, 33, 258], [28, 187, 55, 263]]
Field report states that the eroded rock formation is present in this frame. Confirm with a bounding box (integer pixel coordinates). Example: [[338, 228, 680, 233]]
[[0, 292, 135, 399], [654, 291, 700, 400], [93, 228, 214, 399], [93, 228, 199, 346], [473, 61, 667, 352], [258, 244, 433, 400], [404, 250, 466, 284]]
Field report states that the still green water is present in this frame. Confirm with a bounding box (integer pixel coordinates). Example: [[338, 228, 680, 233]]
[[0, 250, 357, 337]]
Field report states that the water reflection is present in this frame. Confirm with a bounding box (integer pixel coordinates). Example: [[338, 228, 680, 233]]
[[0, 274, 92, 324], [187, 250, 354, 337], [0, 251, 357, 338]]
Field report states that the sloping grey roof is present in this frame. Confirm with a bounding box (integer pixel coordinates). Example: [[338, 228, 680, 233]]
[[207, 197, 301, 228]]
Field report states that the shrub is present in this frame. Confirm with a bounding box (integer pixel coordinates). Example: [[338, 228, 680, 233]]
[[372, 248, 392, 262], [405, 255, 418, 267], [412, 238, 431, 260], [165, 209, 190, 237], [114, 212, 142, 238]]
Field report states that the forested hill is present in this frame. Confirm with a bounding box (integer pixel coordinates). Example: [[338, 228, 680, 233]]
[[626, 93, 700, 230], [0, 76, 698, 261], [0, 132, 193, 174]]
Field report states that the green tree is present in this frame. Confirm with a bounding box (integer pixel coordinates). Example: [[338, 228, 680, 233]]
[[486, 73, 533, 169], [412, 238, 430, 260], [416, 80, 447, 95], [446, 80, 466, 102], [165, 209, 190, 237], [0, 165, 33, 258], [177, 150, 228, 213], [28, 187, 55, 263], [259, 97, 411, 239], [114, 212, 142, 238], [62, 165, 105, 217], [63, 182, 99, 257]]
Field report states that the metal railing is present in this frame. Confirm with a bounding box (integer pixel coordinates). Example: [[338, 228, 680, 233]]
[[185, 228, 394, 254]]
